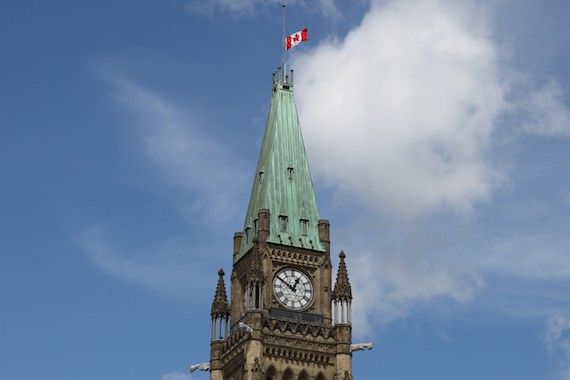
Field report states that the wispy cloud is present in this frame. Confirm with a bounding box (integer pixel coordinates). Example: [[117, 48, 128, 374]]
[[76, 225, 211, 300], [544, 315, 570, 380], [162, 371, 192, 380], [107, 72, 247, 226], [478, 230, 570, 281], [185, 0, 339, 18], [76, 68, 243, 296], [521, 81, 570, 138]]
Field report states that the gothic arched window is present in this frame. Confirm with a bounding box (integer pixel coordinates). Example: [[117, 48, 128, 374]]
[[282, 368, 294, 380], [315, 373, 326, 380], [298, 370, 309, 380], [265, 366, 277, 380]]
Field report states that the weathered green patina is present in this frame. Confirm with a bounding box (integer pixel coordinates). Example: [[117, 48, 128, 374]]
[[235, 76, 325, 262]]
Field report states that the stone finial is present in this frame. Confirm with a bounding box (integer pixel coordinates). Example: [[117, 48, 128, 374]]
[[332, 251, 353, 301], [211, 268, 230, 318]]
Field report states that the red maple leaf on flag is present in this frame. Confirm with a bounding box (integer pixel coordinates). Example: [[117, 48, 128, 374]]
[[286, 28, 308, 50]]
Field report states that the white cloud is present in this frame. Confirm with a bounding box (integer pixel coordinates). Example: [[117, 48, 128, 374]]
[[544, 315, 570, 380], [294, 0, 570, 333], [296, 0, 506, 218], [162, 372, 192, 380], [295, 0, 504, 333]]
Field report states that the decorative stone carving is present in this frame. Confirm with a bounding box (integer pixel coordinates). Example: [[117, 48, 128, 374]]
[[222, 351, 245, 378], [263, 318, 333, 340]]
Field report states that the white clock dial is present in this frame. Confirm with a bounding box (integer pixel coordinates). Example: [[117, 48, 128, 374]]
[[273, 268, 313, 310]]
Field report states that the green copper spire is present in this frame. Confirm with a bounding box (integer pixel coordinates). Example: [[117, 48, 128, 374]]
[[235, 69, 325, 262]]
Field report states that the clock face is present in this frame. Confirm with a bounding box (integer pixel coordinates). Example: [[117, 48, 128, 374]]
[[273, 268, 313, 310]]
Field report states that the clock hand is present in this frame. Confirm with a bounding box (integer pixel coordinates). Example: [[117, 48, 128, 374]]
[[287, 278, 301, 294], [280, 278, 297, 292], [287, 279, 299, 292]]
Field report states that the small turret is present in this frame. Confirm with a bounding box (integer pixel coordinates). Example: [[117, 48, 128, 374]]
[[332, 251, 353, 325], [210, 269, 230, 341]]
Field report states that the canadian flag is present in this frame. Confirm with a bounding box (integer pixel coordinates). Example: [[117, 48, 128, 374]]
[[286, 28, 308, 50]]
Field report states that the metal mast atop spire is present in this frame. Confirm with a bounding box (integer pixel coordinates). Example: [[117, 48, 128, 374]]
[[281, 2, 287, 78]]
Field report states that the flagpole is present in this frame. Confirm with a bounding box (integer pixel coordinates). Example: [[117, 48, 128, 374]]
[[281, 2, 286, 80]]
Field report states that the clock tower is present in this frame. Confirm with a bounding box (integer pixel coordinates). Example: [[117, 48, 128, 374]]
[[208, 67, 354, 380]]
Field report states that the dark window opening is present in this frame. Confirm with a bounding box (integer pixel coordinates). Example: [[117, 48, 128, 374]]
[[255, 284, 260, 309], [279, 215, 288, 232], [300, 219, 309, 236]]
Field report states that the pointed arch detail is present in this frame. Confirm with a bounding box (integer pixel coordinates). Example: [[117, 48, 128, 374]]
[[297, 370, 309, 380], [265, 365, 277, 380], [282, 368, 294, 380]]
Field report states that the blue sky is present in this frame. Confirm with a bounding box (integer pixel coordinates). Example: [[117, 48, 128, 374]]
[[1, 0, 570, 379]]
